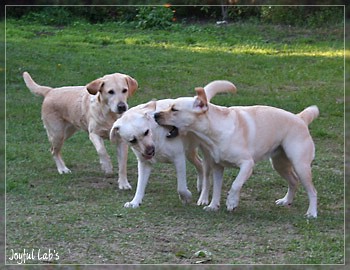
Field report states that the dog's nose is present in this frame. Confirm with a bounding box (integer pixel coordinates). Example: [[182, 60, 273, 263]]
[[154, 112, 160, 122], [145, 145, 155, 156], [117, 102, 127, 113]]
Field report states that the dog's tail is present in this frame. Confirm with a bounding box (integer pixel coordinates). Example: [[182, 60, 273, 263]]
[[204, 80, 237, 102], [23, 72, 53, 97], [298, 105, 319, 125]]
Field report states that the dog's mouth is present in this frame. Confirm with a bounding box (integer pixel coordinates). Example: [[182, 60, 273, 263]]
[[166, 126, 179, 138], [153, 113, 178, 138]]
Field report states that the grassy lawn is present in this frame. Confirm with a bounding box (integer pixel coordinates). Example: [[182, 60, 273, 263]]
[[5, 17, 344, 265]]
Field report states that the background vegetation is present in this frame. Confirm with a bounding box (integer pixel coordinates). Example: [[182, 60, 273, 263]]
[[6, 5, 344, 29], [5, 4, 345, 266]]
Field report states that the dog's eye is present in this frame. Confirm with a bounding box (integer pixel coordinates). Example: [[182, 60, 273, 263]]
[[144, 129, 149, 136], [122, 88, 128, 94], [171, 107, 178, 112], [129, 137, 137, 144], [108, 90, 115, 95]]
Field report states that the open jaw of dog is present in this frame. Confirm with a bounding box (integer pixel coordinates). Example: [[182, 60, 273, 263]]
[[154, 87, 319, 218], [110, 80, 237, 208], [23, 71, 138, 190]]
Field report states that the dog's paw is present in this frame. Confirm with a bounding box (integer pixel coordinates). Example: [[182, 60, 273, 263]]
[[197, 196, 209, 206], [203, 204, 219, 211], [305, 211, 317, 219], [226, 199, 238, 212], [275, 197, 291, 206], [58, 167, 71, 174], [101, 163, 113, 175], [178, 189, 192, 204], [226, 195, 239, 211], [118, 179, 132, 190], [124, 201, 140, 208]]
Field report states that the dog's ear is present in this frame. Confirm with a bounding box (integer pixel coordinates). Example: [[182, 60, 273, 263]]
[[194, 87, 208, 112], [125, 76, 138, 97], [110, 124, 121, 143], [86, 79, 104, 95], [143, 100, 157, 111]]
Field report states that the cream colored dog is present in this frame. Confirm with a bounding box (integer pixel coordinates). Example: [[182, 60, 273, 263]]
[[154, 88, 319, 218], [23, 72, 138, 189], [110, 81, 236, 208]]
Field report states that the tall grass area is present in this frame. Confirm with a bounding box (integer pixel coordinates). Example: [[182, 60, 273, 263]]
[[5, 17, 344, 264]]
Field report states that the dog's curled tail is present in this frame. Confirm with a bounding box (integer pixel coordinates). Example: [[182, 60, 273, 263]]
[[23, 72, 52, 97], [298, 105, 319, 125], [204, 80, 237, 102]]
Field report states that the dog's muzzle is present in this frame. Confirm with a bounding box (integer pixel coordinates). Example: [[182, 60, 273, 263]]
[[116, 102, 127, 114], [143, 145, 155, 160]]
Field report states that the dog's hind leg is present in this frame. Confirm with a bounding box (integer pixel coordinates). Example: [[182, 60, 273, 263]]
[[43, 118, 73, 174], [46, 128, 71, 174], [284, 139, 317, 218], [292, 162, 317, 218], [271, 148, 300, 207]]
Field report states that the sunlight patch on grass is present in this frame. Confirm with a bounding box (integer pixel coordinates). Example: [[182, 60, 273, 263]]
[[145, 42, 343, 58]]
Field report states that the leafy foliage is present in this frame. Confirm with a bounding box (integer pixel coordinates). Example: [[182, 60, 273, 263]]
[[135, 6, 175, 29], [6, 5, 344, 28]]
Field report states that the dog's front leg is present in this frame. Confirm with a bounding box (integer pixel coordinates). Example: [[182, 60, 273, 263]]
[[185, 147, 203, 194], [174, 156, 192, 204], [116, 141, 131, 190], [89, 133, 113, 175], [203, 164, 224, 211], [226, 159, 254, 211], [197, 152, 212, 206], [124, 160, 152, 208]]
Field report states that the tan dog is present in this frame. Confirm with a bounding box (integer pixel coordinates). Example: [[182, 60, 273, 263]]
[[110, 81, 236, 207], [155, 88, 319, 218], [23, 72, 138, 189]]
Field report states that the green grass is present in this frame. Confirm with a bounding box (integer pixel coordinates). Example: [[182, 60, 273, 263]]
[[5, 17, 344, 265]]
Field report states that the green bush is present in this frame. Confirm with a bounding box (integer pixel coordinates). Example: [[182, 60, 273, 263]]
[[22, 7, 76, 26], [306, 7, 344, 27], [6, 5, 344, 28], [135, 6, 175, 29], [260, 6, 343, 27]]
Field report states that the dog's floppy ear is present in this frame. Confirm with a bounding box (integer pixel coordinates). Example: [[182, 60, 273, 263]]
[[143, 100, 157, 111], [125, 76, 138, 97], [194, 87, 208, 112], [86, 79, 104, 95], [110, 123, 121, 143]]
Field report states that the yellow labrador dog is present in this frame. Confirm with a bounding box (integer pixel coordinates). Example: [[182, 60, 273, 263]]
[[110, 81, 236, 208], [155, 88, 319, 218], [23, 72, 138, 189]]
